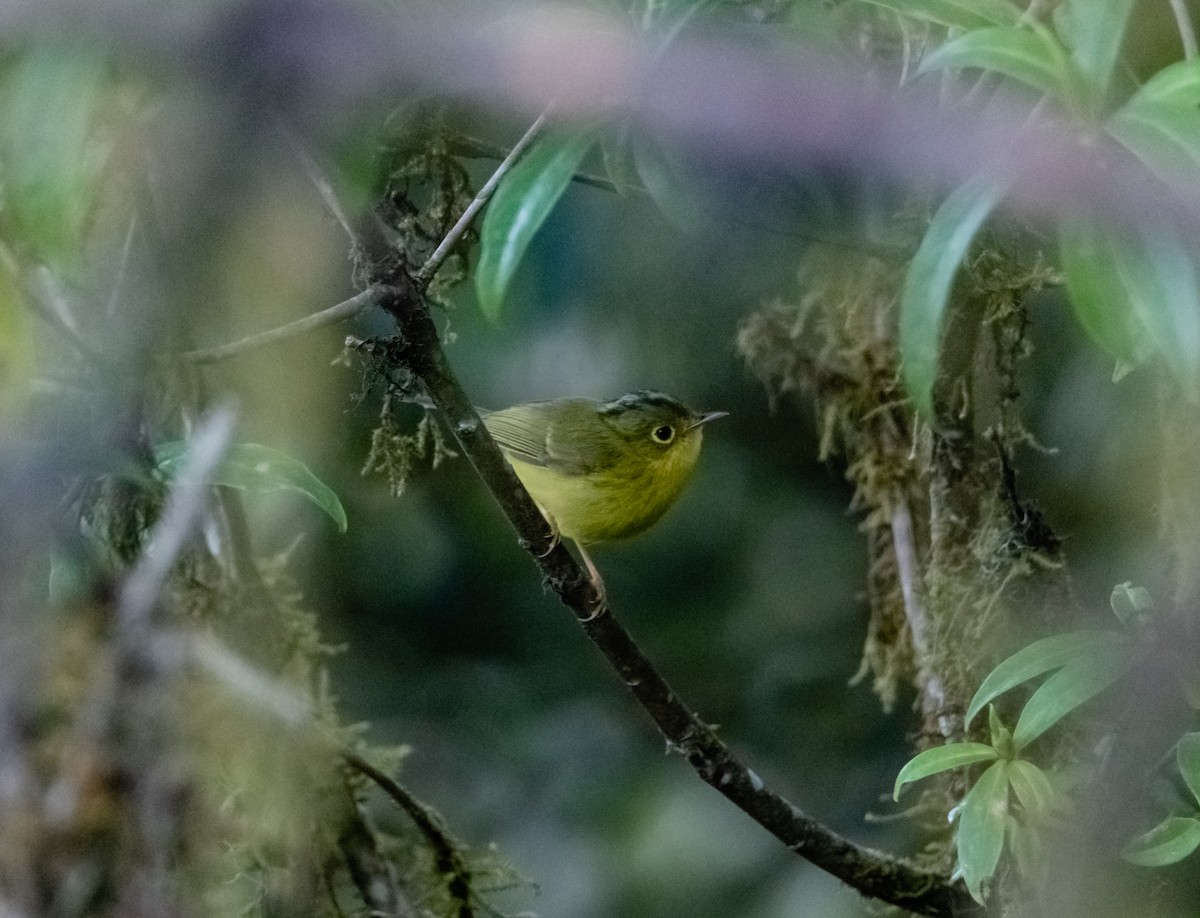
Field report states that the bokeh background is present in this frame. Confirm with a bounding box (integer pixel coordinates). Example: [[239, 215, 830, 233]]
[[2, 0, 1197, 915]]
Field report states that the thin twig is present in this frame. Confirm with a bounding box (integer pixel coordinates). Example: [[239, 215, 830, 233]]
[[179, 286, 384, 365], [343, 752, 476, 918], [1170, 0, 1198, 59], [288, 129, 359, 243], [117, 406, 236, 636], [449, 135, 621, 193], [412, 109, 551, 290], [891, 501, 953, 738]]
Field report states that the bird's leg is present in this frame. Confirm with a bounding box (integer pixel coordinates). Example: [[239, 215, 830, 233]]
[[574, 542, 608, 621], [532, 502, 560, 558]]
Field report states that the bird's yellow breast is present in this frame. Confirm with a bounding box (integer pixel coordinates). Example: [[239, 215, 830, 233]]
[[505, 431, 703, 545]]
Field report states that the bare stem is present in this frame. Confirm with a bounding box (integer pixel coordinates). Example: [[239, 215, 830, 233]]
[[118, 407, 236, 636], [412, 108, 551, 290], [288, 129, 359, 243], [180, 286, 384, 365]]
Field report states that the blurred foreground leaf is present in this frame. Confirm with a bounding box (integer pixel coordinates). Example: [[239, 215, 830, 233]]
[[899, 174, 1007, 419], [156, 442, 348, 532], [0, 46, 109, 267], [476, 129, 595, 321]]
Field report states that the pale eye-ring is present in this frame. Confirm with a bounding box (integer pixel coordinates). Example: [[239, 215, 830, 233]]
[[652, 425, 675, 444]]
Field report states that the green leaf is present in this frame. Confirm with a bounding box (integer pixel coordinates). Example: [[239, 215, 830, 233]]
[[631, 129, 707, 233], [1123, 816, 1200, 866], [966, 630, 1129, 726], [958, 761, 1009, 904], [1058, 214, 1152, 365], [1007, 759, 1056, 818], [988, 704, 1014, 759], [1109, 581, 1155, 625], [1127, 59, 1200, 110], [1008, 816, 1046, 887], [475, 129, 596, 321], [156, 442, 348, 533], [1051, 0, 1135, 108], [1177, 732, 1200, 806], [899, 174, 1008, 420], [1110, 216, 1200, 388], [1107, 102, 1200, 190], [1013, 644, 1135, 750], [856, 0, 1021, 31], [0, 46, 109, 267], [894, 742, 999, 801], [917, 25, 1085, 108]]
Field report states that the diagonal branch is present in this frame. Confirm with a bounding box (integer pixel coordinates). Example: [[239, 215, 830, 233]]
[[179, 286, 385, 364], [360, 249, 975, 917]]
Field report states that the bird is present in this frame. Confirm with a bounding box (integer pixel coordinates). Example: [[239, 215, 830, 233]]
[[481, 390, 727, 608]]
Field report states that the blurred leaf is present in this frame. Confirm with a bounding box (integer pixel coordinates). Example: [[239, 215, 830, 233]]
[[0, 46, 108, 267], [631, 129, 707, 233], [1008, 816, 1046, 887], [1109, 581, 1155, 624], [1110, 216, 1200, 388], [1107, 102, 1200, 189], [899, 174, 1007, 420], [1051, 0, 1135, 110], [1126, 59, 1200, 110], [893, 742, 999, 801], [156, 442, 348, 533], [1007, 759, 1055, 818], [1178, 732, 1200, 806], [1013, 643, 1134, 750], [1058, 214, 1151, 365], [475, 129, 596, 321], [0, 255, 32, 419], [967, 631, 1129, 726], [600, 124, 639, 197], [958, 760, 1009, 904], [1123, 816, 1200, 866], [918, 25, 1085, 108], [857, 0, 1021, 31]]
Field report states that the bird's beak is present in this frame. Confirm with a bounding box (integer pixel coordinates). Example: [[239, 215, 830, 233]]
[[688, 410, 729, 430]]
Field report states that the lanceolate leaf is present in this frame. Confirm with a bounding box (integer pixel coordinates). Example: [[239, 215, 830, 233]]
[[899, 174, 1008, 420], [1007, 759, 1056, 818], [857, 0, 1021, 31], [1177, 732, 1200, 806], [894, 742, 999, 801], [917, 25, 1085, 109], [475, 129, 596, 321], [1051, 0, 1135, 109], [958, 761, 1009, 904], [1013, 643, 1135, 750], [1123, 816, 1200, 866], [1058, 214, 1151, 365], [1126, 59, 1200, 110], [966, 631, 1129, 726], [1106, 102, 1200, 190], [156, 442, 348, 533], [1110, 216, 1200, 389]]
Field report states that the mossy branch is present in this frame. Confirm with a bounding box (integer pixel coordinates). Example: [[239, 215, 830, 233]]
[[356, 217, 976, 918]]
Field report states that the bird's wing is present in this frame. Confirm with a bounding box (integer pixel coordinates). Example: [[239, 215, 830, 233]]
[[483, 406, 552, 467], [484, 400, 616, 476]]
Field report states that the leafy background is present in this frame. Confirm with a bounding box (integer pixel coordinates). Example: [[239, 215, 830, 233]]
[[3, 0, 1200, 915]]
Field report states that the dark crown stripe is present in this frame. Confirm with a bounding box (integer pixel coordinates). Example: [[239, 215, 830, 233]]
[[598, 390, 683, 415]]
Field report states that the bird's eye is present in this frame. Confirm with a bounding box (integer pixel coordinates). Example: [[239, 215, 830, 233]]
[[652, 425, 674, 444]]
